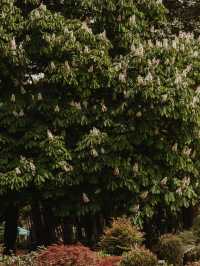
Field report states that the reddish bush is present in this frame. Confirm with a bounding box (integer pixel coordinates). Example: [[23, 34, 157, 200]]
[[37, 244, 101, 266], [36, 244, 121, 266]]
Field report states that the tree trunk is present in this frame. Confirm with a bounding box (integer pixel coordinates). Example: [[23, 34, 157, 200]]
[[84, 215, 97, 247], [31, 200, 58, 247], [183, 206, 197, 229], [76, 216, 84, 243], [3, 203, 19, 255], [63, 217, 74, 244], [96, 213, 104, 237], [42, 204, 58, 245], [30, 201, 45, 247]]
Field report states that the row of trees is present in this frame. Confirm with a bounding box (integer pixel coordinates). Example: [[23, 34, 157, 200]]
[[1, 0, 200, 253]]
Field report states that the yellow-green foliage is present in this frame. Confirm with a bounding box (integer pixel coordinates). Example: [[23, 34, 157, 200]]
[[0, 252, 38, 266], [120, 246, 158, 266], [178, 230, 197, 246], [158, 234, 184, 266], [99, 217, 143, 255]]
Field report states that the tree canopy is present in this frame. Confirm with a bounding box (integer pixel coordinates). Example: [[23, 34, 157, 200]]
[[1, 0, 200, 251]]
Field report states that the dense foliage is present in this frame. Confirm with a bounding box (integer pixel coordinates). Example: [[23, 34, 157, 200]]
[[120, 246, 158, 266], [1, 0, 200, 253], [158, 234, 184, 266], [1, 244, 121, 266], [99, 218, 143, 255]]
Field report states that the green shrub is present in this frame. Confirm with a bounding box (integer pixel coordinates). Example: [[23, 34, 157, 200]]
[[178, 230, 197, 246], [120, 246, 158, 266], [99, 217, 143, 255], [0, 251, 38, 266], [184, 246, 200, 264], [158, 234, 184, 266]]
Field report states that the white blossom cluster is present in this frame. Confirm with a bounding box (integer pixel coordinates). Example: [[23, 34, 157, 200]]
[[25, 73, 45, 84], [90, 127, 101, 137], [20, 156, 36, 176]]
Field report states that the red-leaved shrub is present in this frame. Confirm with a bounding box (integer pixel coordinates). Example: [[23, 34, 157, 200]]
[[37, 244, 100, 266], [37, 244, 121, 266]]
